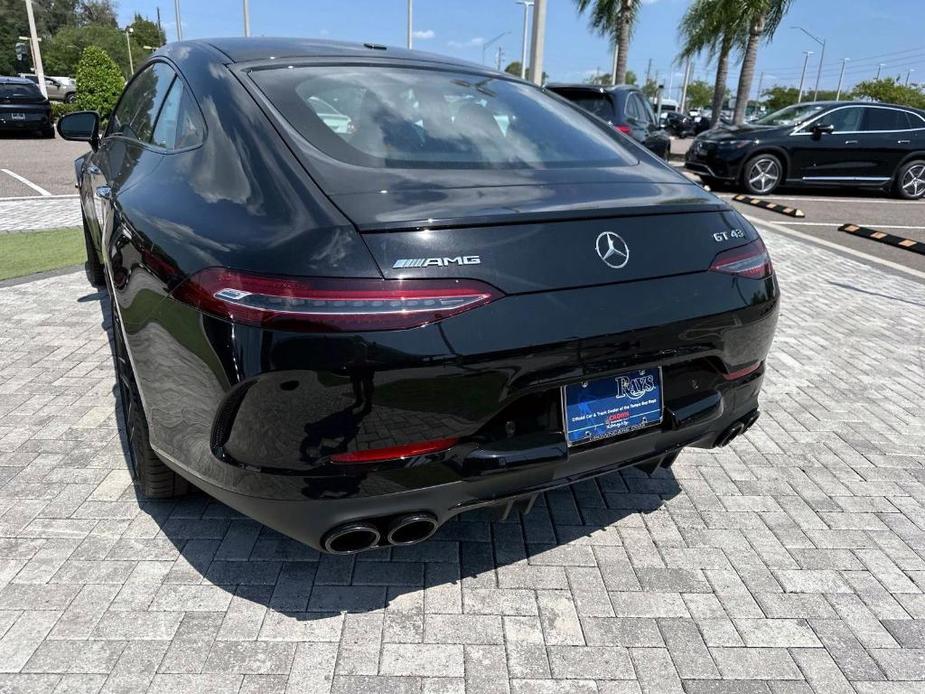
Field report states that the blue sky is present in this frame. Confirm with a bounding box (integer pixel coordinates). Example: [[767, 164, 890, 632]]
[[121, 0, 925, 99]]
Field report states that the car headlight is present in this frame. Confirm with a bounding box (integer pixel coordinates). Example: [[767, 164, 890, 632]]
[[717, 140, 753, 149]]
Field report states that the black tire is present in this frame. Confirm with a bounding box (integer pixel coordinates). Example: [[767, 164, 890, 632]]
[[741, 153, 783, 196], [64, 92, 76, 104], [82, 218, 106, 288], [894, 160, 925, 200], [42, 126, 54, 139], [111, 294, 189, 499]]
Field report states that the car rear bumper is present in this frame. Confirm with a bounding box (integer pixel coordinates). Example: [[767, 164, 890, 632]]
[[684, 146, 749, 181], [125, 270, 779, 551]]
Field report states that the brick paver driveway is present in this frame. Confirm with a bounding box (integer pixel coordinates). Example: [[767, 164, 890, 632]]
[[1, 229, 924, 694]]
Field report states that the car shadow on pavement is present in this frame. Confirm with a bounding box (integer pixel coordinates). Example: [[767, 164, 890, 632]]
[[92, 290, 682, 619]]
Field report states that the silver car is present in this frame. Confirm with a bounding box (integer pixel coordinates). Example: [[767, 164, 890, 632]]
[[18, 74, 76, 102]]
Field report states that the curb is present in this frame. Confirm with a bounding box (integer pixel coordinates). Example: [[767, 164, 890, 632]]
[[732, 195, 805, 218], [839, 224, 925, 256]]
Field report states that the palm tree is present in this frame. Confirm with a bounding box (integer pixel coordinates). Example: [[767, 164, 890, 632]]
[[574, 0, 641, 86], [677, 0, 747, 129], [732, 0, 793, 124]]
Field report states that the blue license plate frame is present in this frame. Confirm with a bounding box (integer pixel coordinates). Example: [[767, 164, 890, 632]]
[[562, 367, 663, 447]]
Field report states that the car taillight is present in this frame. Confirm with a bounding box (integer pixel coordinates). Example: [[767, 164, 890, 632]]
[[330, 437, 459, 464], [709, 239, 773, 279], [614, 123, 632, 134], [173, 268, 502, 331]]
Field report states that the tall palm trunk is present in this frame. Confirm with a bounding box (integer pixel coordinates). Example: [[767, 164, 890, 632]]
[[733, 15, 764, 124], [710, 34, 732, 129], [614, 0, 631, 84]]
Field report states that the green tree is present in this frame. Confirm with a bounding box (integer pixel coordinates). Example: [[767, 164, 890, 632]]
[[39, 0, 80, 35], [686, 79, 713, 109], [732, 0, 794, 124], [43, 24, 135, 77], [760, 85, 840, 112], [77, 0, 117, 27], [852, 78, 925, 109], [504, 61, 521, 77], [677, 0, 747, 129], [129, 13, 166, 50], [585, 68, 636, 86], [574, 0, 642, 86], [0, 0, 34, 75], [75, 44, 124, 117]]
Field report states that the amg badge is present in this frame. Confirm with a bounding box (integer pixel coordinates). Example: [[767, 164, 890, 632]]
[[393, 256, 481, 269]]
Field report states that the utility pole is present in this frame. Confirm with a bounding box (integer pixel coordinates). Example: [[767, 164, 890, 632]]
[[754, 71, 765, 110], [876, 63, 885, 79], [125, 26, 134, 74], [679, 59, 691, 113], [243, 0, 250, 37], [610, 40, 618, 86], [793, 26, 825, 101], [645, 58, 652, 86], [515, 1, 534, 80], [24, 0, 46, 98], [156, 7, 163, 40], [907, 69, 915, 86], [496, 46, 504, 72], [528, 0, 546, 85], [174, 0, 183, 41], [482, 32, 508, 66], [407, 0, 413, 49], [797, 51, 813, 103], [835, 58, 848, 100]]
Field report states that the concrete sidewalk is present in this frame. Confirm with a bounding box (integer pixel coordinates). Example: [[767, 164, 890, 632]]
[[0, 227, 924, 693]]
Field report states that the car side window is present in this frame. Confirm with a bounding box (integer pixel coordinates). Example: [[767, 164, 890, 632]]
[[638, 96, 657, 125], [862, 107, 911, 132], [108, 62, 176, 142], [150, 77, 206, 150], [812, 107, 864, 133], [625, 94, 642, 122]]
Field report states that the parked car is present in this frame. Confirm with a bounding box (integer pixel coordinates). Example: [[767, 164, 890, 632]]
[[58, 38, 779, 554], [685, 101, 925, 198], [547, 83, 671, 159], [18, 73, 76, 102], [0, 76, 53, 137]]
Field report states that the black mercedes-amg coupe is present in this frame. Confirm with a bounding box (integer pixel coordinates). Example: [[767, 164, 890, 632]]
[[58, 38, 779, 554]]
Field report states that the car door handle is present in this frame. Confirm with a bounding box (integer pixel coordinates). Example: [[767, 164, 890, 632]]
[[898, 139, 911, 144], [86, 164, 102, 175], [844, 139, 858, 144], [95, 186, 112, 200]]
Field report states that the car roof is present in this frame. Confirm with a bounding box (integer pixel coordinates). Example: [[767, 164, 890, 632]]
[[0, 76, 37, 85], [176, 37, 484, 71], [546, 83, 638, 93]]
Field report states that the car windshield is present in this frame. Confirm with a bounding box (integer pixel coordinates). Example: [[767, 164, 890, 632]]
[[754, 103, 827, 126], [250, 65, 635, 169], [0, 83, 44, 102]]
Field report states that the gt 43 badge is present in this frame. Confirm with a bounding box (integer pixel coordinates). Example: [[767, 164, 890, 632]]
[[713, 229, 747, 243]]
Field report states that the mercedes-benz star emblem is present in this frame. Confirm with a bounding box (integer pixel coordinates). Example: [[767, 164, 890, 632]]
[[595, 231, 630, 269]]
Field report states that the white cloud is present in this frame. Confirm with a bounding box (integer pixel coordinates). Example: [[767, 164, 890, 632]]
[[447, 37, 485, 48], [413, 29, 435, 40]]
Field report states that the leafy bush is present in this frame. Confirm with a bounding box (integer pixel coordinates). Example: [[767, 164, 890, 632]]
[[51, 102, 80, 121], [852, 78, 925, 110], [75, 45, 124, 118]]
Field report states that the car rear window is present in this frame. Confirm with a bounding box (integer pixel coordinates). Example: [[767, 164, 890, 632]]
[[250, 65, 634, 169], [0, 83, 43, 101], [863, 107, 912, 131], [550, 89, 615, 121]]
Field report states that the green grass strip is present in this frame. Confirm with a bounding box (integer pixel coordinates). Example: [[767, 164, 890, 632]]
[[0, 227, 84, 281]]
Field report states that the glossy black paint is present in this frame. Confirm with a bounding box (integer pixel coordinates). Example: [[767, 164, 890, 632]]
[[69, 38, 779, 551], [685, 100, 925, 193], [546, 83, 671, 159], [0, 76, 53, 136]]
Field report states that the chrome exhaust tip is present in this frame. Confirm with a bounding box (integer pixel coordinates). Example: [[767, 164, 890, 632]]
[[322, 522, 381, 554], [386, 513, 439, 546], [716, 422, 745, 447]]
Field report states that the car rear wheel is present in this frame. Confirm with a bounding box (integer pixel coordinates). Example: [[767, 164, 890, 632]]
[[111, 293, 189, 499], [895, 160, 925, 200], [742, 154, 782, 195], [64, 93, 76, 104], [82, 217, 106, 288]]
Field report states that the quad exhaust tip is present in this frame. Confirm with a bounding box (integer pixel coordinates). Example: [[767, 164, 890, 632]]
[[322, 522, 381, 554], [387, 513, 439, 546]]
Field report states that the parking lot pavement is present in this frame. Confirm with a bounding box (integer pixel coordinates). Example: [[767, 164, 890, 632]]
[[0, 135, 87, 197], [0, 197, 82, 232], [1, 226, 924, 692]]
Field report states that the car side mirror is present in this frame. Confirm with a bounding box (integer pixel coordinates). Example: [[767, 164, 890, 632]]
[[810, 123, 834, 138], [58, 111, 100, 151]]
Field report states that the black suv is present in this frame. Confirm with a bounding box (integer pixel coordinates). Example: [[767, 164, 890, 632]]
[[548, 83, 670, 159], [685, 101, 925, 199], [0, 76, 54, 138]]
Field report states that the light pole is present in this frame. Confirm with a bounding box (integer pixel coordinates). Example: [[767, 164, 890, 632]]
[[24, 0, 46, 98], [907, 69, 915, 86], [243, 0, 250, 37], [835, 58, 849, 100], [797, 50, 813, 103], [481, 31, 509, 65], [528, 0, 546, 85], [876, 63, 885, 79], [407, 0, 413, 49], [496, 46, 504, 71], [174, 0, 183, 41], [125, 26, 134, 74], [515, 0, 533, 80], [793, 26, 825, 100]]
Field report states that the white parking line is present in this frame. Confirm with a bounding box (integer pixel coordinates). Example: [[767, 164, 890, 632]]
[[1, 169, 52, 197], [744, 213, 925, 283], [780, 221, 925, 231]]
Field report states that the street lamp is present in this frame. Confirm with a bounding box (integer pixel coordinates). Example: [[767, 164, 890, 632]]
[[125, 26, 134, 74], [481, 31, 509, 65], [835, 58, 849, 100], [797, 50, 813, 103], [515, 0, 534, 80], [792, 26, 825, 100], [907, 69, 916, 86], [243, 0, 250, 37], [876, 63, 885, 79]]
